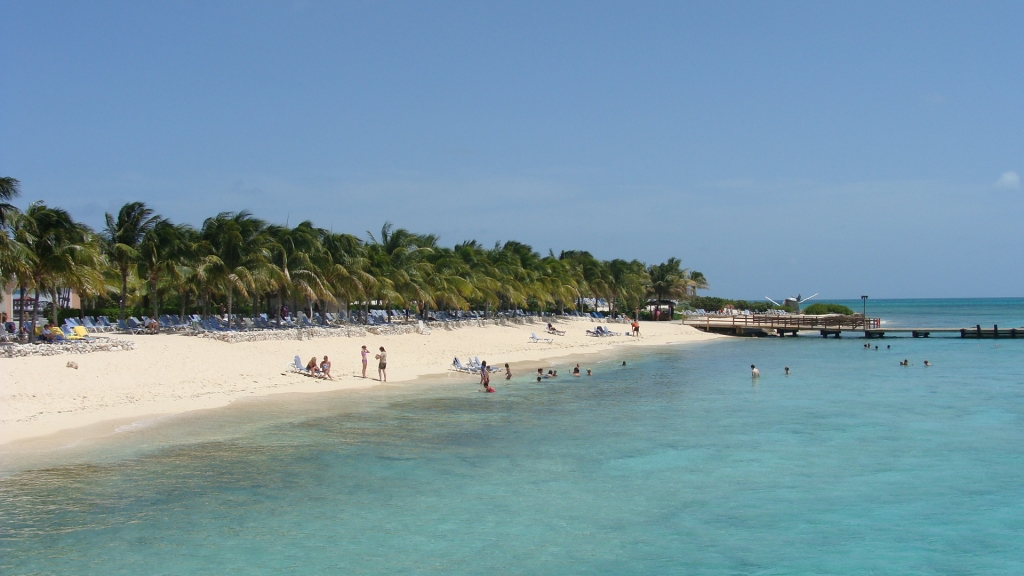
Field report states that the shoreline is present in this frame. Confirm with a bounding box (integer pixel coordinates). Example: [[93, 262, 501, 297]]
[[0, 319, 720, 451]]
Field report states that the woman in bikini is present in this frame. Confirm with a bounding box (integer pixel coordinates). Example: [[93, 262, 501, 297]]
[[360, 345, 368, 378], [320, 355, 333, 380]]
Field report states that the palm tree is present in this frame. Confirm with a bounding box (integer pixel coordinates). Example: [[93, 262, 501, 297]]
[[686, 270, 709, 297], [104, 202, 160, 321], [320, 231, 374, 318], [138, 219, 186, 320], [365, 223, 433, 315], [608, 259, 649, 318], [647, 257, 689, 319], [15, 202, 101, 340], [199, 211, 276, 322], [0, 176, 20, 225]]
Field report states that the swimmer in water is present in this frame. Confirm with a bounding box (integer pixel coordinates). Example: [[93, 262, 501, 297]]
[[572, 364, 580, 376], [505, 363, 511, 380], [784, 366, 790, 375], [924, 360, 931, 367], [622, 361, 626, 366], [586, 369, 592, 376], [751, 364, 760, 378]]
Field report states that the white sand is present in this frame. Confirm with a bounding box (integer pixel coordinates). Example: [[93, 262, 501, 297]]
[[0, 319, 718, 445]]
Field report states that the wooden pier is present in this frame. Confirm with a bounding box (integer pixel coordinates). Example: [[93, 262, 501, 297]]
[[684, 315, 1022, 339]]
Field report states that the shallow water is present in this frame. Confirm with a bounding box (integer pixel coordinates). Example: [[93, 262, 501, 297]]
[[2, 299, 1023, 574]]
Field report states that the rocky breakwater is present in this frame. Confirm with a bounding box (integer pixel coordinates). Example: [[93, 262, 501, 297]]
[[1, 338, 138, 358]]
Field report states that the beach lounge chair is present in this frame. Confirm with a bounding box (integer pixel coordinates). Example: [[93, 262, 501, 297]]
[[290, 355, 312, 375], [450, 357, 475, 373], [530, 332, 553, 343], [118, 319, 145, 334], [417, 320, 431, 335], [71, 326, 99, 342], [471, 357, 500, 373]]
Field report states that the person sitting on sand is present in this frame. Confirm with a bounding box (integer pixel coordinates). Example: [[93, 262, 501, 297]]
[[306, 356, 320, 376], [751, 364, 760, 378], [505, 363, 511, 380], [320, 355, 333, 380], [572, 364, 580, 376]]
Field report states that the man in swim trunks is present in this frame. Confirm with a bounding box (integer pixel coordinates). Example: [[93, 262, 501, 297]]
[[376, 347, 387, 382]]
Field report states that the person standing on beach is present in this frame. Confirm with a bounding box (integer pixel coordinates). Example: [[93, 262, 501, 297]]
[[360, 345, 369, 378], [480, 361, 491, 390], [376, 347, 387, 382]]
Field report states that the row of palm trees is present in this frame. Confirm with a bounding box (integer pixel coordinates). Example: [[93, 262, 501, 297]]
[[0, 183, 709, 341]]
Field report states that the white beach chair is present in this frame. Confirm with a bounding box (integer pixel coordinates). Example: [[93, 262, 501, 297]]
[[530, 332, 553, 343]]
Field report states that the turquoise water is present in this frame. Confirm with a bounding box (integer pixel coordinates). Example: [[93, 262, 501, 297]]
[[2, 299, 1024, 574]]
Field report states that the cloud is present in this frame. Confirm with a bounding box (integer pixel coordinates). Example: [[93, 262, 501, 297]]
[[994, 171, 1020, 190]]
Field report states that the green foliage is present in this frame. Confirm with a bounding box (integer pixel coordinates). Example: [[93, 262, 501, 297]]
[[688, 296, 782, 313], [0, 187, 712, 321], [801, 302, 855, 315]]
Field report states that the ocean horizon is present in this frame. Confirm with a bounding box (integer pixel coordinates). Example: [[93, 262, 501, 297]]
[[2, 298, 1023, 574]]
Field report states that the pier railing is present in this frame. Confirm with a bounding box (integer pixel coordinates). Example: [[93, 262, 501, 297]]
[[684, 314, 881, 330]]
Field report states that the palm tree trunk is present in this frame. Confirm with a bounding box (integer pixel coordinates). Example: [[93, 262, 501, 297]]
[[226, 287, 233, 324], [151, 278, 160, 320], [17, 285, 25, 332], [119, 270, 128, 321], [30, 287, 40, 343], [51, 288, 60, 326]]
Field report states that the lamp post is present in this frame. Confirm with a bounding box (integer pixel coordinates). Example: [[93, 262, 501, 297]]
[[861, 295, 868, 319]]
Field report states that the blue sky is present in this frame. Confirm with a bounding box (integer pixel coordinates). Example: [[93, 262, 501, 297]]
[[2, 1, 1021, 299]]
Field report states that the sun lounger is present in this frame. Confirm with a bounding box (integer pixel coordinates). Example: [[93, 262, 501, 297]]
[[290, 355, 312, 375], [450, 357, 475, 373], [118, 319, 145, 334], [417, 320, 431, 335], [71, 326, 100, 341], [530, 332, 553, 343]]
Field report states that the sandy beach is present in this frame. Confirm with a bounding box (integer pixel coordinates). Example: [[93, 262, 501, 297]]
[[0, 319, 718, 446]]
